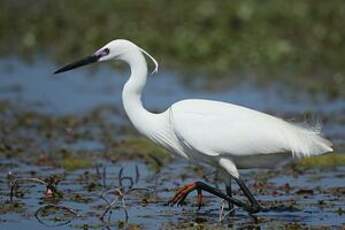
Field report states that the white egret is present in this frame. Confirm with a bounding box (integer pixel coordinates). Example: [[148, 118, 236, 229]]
[[54, 39, 333, 213]]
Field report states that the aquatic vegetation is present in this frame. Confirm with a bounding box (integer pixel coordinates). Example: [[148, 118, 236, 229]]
[[1, 152, 345, 228], [0, 1, 344, 96], [0, 78, 344, 229], [295, 153, 345, 169], [60, 155, 93, 171], [0, 100, 171, 172], [35, 205, 78, 227], [0, 201, 26, 214], [106, 137, 171, 171]]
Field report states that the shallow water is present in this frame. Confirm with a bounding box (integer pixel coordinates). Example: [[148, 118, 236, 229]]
[[1, 57, 344, 148], [0, 57, 344, 229], [1, 57, 344, 116], [1, 158, 344, 229]]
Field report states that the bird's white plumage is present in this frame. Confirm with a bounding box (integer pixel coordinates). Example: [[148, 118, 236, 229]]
[[170, 99, 333, 159]]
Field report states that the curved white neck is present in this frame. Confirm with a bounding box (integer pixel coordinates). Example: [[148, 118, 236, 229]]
[[121, 48, 157, 136]]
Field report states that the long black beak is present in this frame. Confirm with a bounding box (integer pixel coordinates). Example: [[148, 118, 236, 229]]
[[53, 54, 100, 74]]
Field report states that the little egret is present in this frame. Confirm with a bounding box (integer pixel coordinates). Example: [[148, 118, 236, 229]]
[[54, 39, 333, 214]]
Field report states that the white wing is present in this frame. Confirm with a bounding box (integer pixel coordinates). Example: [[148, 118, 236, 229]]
[[170, 99, 333, 158]]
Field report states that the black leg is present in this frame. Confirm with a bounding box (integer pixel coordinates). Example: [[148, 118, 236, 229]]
[[225, 178, 234, 211], [234, 177, 262, 213], [168, 181, 259, 213]]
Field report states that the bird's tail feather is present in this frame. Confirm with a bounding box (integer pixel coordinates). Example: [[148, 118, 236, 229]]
[[285, 121, 333, 158]]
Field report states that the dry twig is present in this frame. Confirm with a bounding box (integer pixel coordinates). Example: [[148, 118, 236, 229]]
[[34, 204, 78, 227]]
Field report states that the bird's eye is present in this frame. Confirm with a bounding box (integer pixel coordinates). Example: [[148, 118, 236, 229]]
[[103, 48, 110, 55]]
